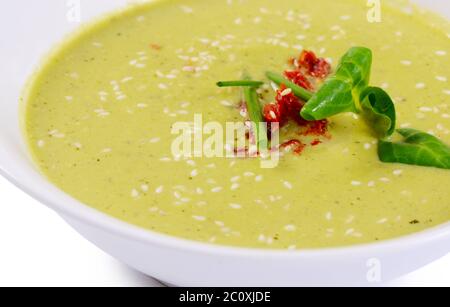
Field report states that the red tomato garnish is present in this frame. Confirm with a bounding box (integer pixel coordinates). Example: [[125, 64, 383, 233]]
[[150, 43, 162, 50], [303, 119, 329, 136], [311, 58, 331, 79], [284, 70, 313, 90], [311, 139, 322, 146], [299, 50, 318, 72], [276, 85, 308, 126], [280, 139, 306, 155], [263, 103, 283, 125], [298, 50, 331, 79]]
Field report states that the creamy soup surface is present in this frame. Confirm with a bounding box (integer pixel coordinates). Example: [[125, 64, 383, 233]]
[[24, 0, 450, 249]]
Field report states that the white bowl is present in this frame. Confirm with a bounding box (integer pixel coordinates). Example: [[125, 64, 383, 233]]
[[0, 0, 449, 286]]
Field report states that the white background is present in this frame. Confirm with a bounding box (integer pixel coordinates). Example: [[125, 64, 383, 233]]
[[0, 174, 448, 287]]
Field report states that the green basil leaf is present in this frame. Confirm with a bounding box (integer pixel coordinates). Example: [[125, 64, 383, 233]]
[[360, 87, 396, 139], [301, 47, 372, 120], [378, 129, 450, 169]]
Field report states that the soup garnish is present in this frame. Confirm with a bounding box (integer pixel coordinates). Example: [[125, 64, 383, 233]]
[[217, 47, 450, 169]]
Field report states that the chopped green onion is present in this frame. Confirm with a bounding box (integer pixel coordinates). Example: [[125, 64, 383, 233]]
[[265, 71, 313, 101], [217, 80, 264, 88], [242, 74, 268, 151]]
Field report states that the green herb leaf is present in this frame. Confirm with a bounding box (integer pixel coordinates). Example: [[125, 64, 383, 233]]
[[360, 87, 396, 139], [335, 46, 372, 94], [301, 47, 372, 120], [378, 129, 450, 169], [300, 77, 355, 120], [265, 71, 313, 101], [217, 80, 264, 88]]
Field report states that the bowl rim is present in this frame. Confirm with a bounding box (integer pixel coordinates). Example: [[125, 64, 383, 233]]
[[1, 0, 449, 260]]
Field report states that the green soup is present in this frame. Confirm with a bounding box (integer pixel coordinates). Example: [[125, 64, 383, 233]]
[[24, 0, 450, 249]]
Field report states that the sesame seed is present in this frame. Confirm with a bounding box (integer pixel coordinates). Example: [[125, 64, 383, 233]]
[[283, 181, 293, 189], [230, 183, 240, 191], [211, 187, 223, 193], [180, 101, 191, 108], [215, 221, 225, 227], [345, 215, 355, 224], [155, 186, 164, 194], [221, 100, 233, 107], [419, 106, 432, 112], [148, 206, 158, 213], [280, 88, 292, 96], [436, 76, 447, 82], [192, 215, 206, 222], [351, 181, 362, 186], [415, 83, 425, 89], [345, 228, 355, 236], [435, 50, 447, 56], [255, 175, 263, 182], [131, 189, 140, 198], [325, 212, 333, 221], [284, 225, 296, 232], [37, 140, 45, 148], [416, 112, 426, 119], [393, 170, 403, 176], [230, 176, 240, 182], [377, 218, 388, 224], [229, 203, 242, 209], [401, 60, 412, 66]]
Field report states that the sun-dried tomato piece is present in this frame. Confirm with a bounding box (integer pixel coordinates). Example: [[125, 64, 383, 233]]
[[303, 119, 329, 136], [311, 139, 322, 146], [263, 103, 282, 124], [299, 50, 318, 71], [275, 85, 308, 126], [298, 50, 331, 79], [280, 139, 306, 155], [284, 70, 313, 90], [311, 58, 331, 79]]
